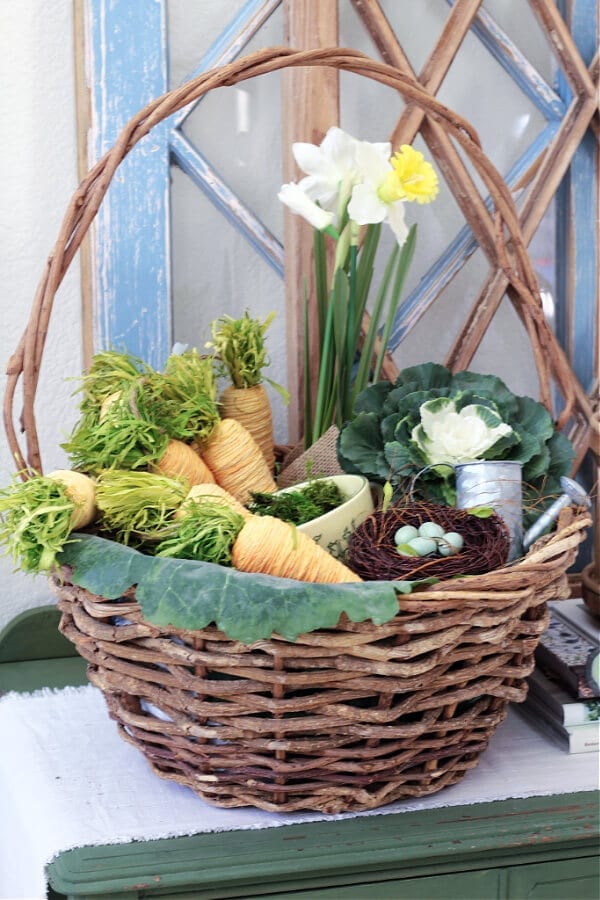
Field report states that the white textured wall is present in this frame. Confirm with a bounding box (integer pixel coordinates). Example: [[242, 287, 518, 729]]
[[0, 2, 81, 630]]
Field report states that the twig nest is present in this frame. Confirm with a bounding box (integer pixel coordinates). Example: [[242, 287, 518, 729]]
[[347, 501, 510, 582]]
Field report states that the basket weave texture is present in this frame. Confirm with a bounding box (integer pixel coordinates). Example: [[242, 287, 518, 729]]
[[3, 47, 592, 814], [54, 512, 587, 814]]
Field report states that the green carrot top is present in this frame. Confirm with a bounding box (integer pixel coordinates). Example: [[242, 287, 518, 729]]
[[208, 310, 276, 388]]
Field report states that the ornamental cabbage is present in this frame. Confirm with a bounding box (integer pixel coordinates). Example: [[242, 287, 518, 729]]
[[337, 363, 574, 526], [411, 397, 516, 466]]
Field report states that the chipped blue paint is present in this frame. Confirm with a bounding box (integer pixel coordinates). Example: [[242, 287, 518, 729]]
[[89, 0, 283, 370], [446, 0, 565, 120], [88, 0, 171, 369], [170, 130, 283, 276], [555, 0, 598, 394], [390, 122, 561, 349]]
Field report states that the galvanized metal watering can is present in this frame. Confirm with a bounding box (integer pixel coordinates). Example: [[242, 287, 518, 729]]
[[454, 461, 524, 560]]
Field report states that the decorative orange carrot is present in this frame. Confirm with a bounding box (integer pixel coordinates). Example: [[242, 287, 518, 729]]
[[156, 500, 361, 584], [64, 350, 220, 477], [202, 418, 277, 504], [219, 384, 276, 472], [154, 439, 216, 485], [231, 515, 361, 584], [208, 311, 289, 471]]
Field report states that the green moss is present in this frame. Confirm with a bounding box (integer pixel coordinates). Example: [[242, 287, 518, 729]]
[[249, 479, 344, 525]]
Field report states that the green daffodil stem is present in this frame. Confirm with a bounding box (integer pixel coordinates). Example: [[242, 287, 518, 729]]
[[373, 223, 417, 383], [344, 237, 359, 423], [313, 229, 328, 353], [303, 282, 313, 450], [312, 290, 336, 440], [333, 222, 351, 273]]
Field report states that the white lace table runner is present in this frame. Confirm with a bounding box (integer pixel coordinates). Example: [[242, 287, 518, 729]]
[[0, 683, 597, 899]]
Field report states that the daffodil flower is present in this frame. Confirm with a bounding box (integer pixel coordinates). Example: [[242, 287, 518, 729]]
[[292, 127, 361, 212], [281, 127, 391, 229], [348, 143, 438, 245], [277, 183, 336, 234]]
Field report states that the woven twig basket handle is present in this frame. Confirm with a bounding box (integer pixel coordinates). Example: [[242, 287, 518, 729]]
[[4, 46, 579, 477]]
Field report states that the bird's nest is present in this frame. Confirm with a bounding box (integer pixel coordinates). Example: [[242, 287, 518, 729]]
[[348, 501, 511, 582]]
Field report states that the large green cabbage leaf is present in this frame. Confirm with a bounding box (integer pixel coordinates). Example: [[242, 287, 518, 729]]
[[58, 533, 408, 643], [338, 362, 574, 527]]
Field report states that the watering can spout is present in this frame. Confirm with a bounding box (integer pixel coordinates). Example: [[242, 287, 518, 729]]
[[522, 477, 590, 551]]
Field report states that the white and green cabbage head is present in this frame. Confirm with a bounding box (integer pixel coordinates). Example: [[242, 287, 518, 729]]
[[337, 363, 575, 526], [411, 397, 515, 466]]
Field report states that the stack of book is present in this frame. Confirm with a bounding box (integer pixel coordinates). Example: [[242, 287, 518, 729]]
[[522, 598, 600, 754]]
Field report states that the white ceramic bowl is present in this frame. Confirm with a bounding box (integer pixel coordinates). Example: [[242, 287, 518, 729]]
[[275, 474, 374, 559]]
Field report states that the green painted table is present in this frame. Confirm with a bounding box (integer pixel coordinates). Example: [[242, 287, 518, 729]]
[[44, 792, 599, 900], [1, 608, 598, 900]]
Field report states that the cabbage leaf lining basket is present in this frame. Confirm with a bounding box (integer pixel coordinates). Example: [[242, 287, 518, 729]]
[[4, 47, 591, 814]]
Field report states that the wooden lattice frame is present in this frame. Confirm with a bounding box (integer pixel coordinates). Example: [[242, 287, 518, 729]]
[[284, 0, 598, 459]]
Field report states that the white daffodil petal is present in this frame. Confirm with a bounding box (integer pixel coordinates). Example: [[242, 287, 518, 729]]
[[277, 183, 335, 231], [292, 142, 328, 176], [371, 141, 392, 159], [298, 175, 339, 209], [354, 141, 392, 185], [386, 201, 409, 246], [348, 183, 387, 225], [321, 126, 360, 172]]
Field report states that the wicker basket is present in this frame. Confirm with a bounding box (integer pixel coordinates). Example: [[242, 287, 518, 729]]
[[4, 48, 592, 814], [52, 510, 587, 814]]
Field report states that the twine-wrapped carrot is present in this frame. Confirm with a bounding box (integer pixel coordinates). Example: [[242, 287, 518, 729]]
[[219, 384, 276, 472], [48, 470, 97, 529], [202, 418, 277, 504], [154, 439, 215, 485], [208, 311, 288, 471], [232, 515, 361, 584], [64, 350, 220, 477], [156, 501, 361, 584]]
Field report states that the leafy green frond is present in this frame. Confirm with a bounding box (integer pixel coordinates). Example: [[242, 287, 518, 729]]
[[147, 350, 220, 442], [209, 310, 276, 388], [63, 386, 169, 474], [155, 500, 245, 564], [95, 469, 188, 545], [77, 350, 153, 413], [0, 475, 76, 573]]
